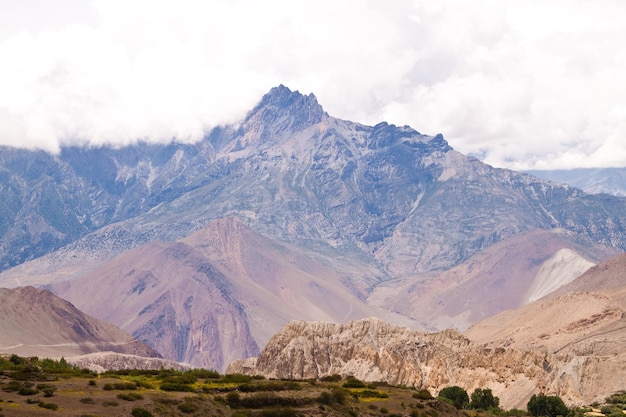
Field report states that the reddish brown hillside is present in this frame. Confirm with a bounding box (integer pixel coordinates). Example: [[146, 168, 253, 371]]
[[0, 286, 159, 359]]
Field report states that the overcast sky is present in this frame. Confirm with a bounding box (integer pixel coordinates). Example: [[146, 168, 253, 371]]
[[1, 0, 625, 170]]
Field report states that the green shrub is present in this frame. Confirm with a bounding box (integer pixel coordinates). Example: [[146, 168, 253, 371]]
[[117, 392, 144, 401], [114, 382, 137, 390], [527, 394, 568, 417], [413, 389, 433, 400], [160, 382, 195, 392], [358, 389, 389, 398], [17, 387, 38, 396], [2, 381, 22, 392], [80, 397, 95, 404], [320, 374, 342, 382], [470, 388, 500, 410], [221, 374, 253, 383], [259, 408, 298, 417], [343, 377, 366, 388], [38, 401, 58, 410], [439, 386, 469, 409], [131, 407, 154, 417], [226, 391, 241, 407], [178, 402, 199, 413]]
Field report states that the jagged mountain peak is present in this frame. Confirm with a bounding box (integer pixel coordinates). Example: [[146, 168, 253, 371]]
[[237, 85, 327, 145], [257, 84, 323, 113]]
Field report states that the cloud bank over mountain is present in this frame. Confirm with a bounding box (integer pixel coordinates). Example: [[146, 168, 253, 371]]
[[1, 0, 625, 170]]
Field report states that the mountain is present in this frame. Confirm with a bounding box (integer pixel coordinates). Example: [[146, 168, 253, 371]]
[[527, 168, 626, 197], [464, 252, 626, 354], [1, 85, 625, 277], [0, 286, 159, 360], [226, 317, 619, 409], [2, 85, 626, 370], [48, 218, 411, 371]]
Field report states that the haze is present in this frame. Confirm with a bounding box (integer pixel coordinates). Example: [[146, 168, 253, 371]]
[[1, 0, 625, 170]]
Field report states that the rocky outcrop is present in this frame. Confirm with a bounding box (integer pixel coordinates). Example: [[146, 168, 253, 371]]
[[227, 317, 625, 410], [67, 352, 191, 373]]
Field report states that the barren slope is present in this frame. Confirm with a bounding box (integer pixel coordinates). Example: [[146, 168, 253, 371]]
[[0, 286, 159, 359], [464, 252, 626, 354], [368, 229, 608, 330], [50, 218, 413, 371]]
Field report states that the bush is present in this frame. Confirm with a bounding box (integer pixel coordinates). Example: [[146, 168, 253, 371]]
[[80, 397, 95, 404], [226, 391, 241, 407], [221, 374, 253, 383], [343, 377, 366, 388], [117, 382, 137, 390], [38, 401, 58, 410], [470, 388, 500, 410], [178, 402, 199, 413], [439, 386, 469, 409], [17, 387, 38, 396], [320, 374, 342, 382], [527, 394, 568, 417], [131, 408, 154, 417], [117, 392, 144, 401], [160, 382, 195, 392], [413, 389, 433, 400], [102, 400, 119, 406]]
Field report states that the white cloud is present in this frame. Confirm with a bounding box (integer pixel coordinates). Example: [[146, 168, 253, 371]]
[[0, 0, 624, 169]]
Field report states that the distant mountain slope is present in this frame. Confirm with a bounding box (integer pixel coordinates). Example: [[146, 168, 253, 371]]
[[464, 252, 626, 404], [368, 228, 609, 330], [49, 218, 410, 371], [527, 167, 626, 197], [0, 286, 159, 360], [464, 252, 626, 353]]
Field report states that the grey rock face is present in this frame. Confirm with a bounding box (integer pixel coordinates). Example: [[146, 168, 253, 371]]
[[3, 86, 625, 278]]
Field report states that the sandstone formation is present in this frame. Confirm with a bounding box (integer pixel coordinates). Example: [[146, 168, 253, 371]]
[[227, 317, 624, 410], [66, 352, 191, 373]]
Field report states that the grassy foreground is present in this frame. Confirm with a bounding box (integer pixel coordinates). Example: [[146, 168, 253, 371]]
[[2, 355, 623, 417]]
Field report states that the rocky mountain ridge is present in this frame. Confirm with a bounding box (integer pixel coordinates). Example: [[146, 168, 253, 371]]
[[2, 85, 625, 277]]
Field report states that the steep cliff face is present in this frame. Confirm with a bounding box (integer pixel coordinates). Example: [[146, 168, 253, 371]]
[[227, 318, 625, 410]]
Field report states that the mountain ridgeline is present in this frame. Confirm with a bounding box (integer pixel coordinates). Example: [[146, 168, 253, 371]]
[[1, 85, 625, 275]]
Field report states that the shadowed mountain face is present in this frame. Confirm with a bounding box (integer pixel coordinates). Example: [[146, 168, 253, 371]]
[[0, 286, 159, 359], [2, 85, 626, 370]]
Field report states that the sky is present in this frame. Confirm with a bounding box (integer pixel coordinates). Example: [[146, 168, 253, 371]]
[[0, 0, 625, 170]]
